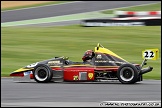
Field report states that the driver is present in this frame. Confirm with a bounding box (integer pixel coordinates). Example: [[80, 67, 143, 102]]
[[82, 50, 95, 64]]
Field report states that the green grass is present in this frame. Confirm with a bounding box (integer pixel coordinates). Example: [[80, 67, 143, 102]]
[[1, 1, 70, 11], [102, 3, 161, 14], [1, 25, 161, 80]]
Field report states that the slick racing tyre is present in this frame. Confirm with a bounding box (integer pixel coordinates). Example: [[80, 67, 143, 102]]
[[117, 64, 138, 84], [33, 64, 53, 83]]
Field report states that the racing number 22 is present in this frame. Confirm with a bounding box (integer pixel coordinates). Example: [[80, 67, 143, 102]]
[[144, 51, 154, 58], [142, 49, 159, 60]]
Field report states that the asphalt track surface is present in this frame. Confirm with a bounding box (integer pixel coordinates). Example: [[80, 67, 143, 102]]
[[1, 1, 161, 107], [1, 78, 161, 107], [1, 1, 160, 23]]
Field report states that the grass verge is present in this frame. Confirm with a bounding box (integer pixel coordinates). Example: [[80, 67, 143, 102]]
[[1, 1, 70, 11]]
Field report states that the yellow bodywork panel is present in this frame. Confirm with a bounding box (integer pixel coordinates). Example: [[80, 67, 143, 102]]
[[94, 43, 128, 62], [14, 68, 33, 72]]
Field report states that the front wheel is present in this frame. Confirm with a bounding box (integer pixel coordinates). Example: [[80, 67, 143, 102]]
[[33, 64, 53, 83], [117, 64, 139, 84]]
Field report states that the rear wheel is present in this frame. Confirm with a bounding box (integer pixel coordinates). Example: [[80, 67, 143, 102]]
[[117, 64, 139, 84], [33, 64, 53, 83]]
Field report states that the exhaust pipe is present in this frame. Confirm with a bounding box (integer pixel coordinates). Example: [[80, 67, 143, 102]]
[[139, 66, 153, 75]]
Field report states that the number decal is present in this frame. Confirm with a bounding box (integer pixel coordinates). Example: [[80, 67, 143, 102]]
[[144, 51, 154, 58], [150, 51, 154, 58], [144, 51, 149, 58], [142, 49, 159, 60]]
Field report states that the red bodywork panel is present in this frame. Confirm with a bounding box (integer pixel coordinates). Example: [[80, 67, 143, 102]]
[[10, 72, 34, 79], [30, 74, 34, 79], [10, 72, 24, 77], [63, 67, 94, 81], [10, 66, 120, 81], [62, 66, 120, 81]]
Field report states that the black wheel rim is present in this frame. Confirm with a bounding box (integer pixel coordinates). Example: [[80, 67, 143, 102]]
[[35, 67, 48, 81], [120, 67, 134, 81], [123, 69, 133, 79], [38, 69, 47, 79]]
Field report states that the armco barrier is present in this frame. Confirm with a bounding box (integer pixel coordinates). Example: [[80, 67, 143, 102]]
[[81, 17, 161, 27], [114, 11, 161, 18]]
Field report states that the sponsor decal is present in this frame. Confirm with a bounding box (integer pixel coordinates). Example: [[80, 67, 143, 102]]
[[96, 54, 102, 59], [24, 71, 32, 76], [48, 61, 62, 65], [73, 75, 79, 80], [88, 73, 93, 79], [26, 62, 38, 68], [95, 60, 125, 64]]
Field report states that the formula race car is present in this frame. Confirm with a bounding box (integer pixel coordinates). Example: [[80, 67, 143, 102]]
[[10, 43, 154, 84]]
